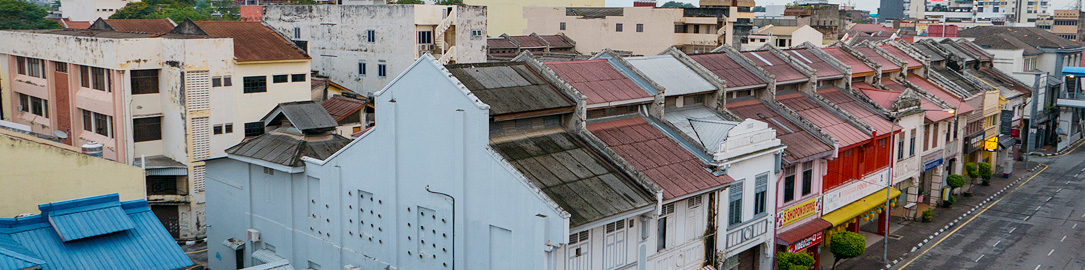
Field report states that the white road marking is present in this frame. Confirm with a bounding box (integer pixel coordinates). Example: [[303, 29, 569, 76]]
[[976, 254, 984, 262], [1024, 216, 1031, 221], [1074, 223, 1078, 229], [1036, 206, 1042, 210], [1048, 249, 1055, 256], [994, 240, 1001, 247], [1057, 188, 1062, 192], [1062, 235, 1067, 242], [1010, 227, 1017, 234], [1046, 197, 1052, 202], [1035, 264, 1042, 270]]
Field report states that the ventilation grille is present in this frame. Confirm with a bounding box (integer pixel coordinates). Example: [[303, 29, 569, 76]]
[[192, 165, 206, 192], [191, 116, 211, 160], [185, 70, 211, 111]]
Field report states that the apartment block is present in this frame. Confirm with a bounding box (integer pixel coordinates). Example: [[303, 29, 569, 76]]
[[523, 7, 738, 56]]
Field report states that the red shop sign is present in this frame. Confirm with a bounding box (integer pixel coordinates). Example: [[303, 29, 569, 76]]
[[788, 231, 823, 253]]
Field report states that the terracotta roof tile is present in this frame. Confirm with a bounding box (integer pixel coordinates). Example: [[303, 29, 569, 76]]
[[776, 92, 870, 147], [105, 19, 175, 33], [859, 88, 901, 109], [63, 19, 91, 29], [879, 45, 922, 69], [587, 117, 733, 200], [509, 35, 545, 48], [906, 77, 975, 115], [539, 35, 574, 48], [817, 87, 897, 134], [726, 99, 834, 162], [880, 81, 953, 122], [546, 60, 653, 106], [688, 53, 767, 89], [823, 47, 874, 75], [786, 48, 845, 79], [320, 96, 366, 122], [742, 51, 808, 84], [854, 47, 900, 72], [194, 21, 308, 62], [487, 38, 516, 49]]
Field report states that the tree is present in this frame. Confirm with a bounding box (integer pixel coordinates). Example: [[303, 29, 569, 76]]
[[111, 2, 157, 19], [830, 231, 865, 270], [777, 252, 815, 270], [978, 162, 993, 184], [0, 0, 61, 30], [946, 174, 965, 190], [964, 162, 979, 184], [660, 1, 695, 8]]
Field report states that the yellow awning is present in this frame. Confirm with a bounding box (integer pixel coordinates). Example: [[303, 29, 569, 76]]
[[821, 187, 902, 226]]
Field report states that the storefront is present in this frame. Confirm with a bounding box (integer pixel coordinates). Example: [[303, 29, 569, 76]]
[[775, 196, 829, 265], [964, 132, 985, 165], [917, 152, 944, 208]]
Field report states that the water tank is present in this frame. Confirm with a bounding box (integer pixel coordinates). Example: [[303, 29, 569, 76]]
[[81, 142, 103, 157]]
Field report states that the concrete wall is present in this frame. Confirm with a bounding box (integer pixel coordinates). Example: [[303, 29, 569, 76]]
[[0, 128, 145, 217], [463, 0, 604, 36], [523, 7, 717, 56], [792, 25, 824, 47], [60, 0, 136, 22]]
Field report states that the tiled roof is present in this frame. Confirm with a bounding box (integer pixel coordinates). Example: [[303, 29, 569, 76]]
[[906, 77, 975, 115], [970, 34, 1044, 55], [546, 59, 654, 106], [823, 47, 874, 75], [625, 55, 717, 96], [742, 51, 808, 83], [959, 26, 1082, 50], [448, 62, 575, 115], [55, 18, 90, 29], [879, 45, 922, 69], [859, 88, 901, 109], [193, 21, 309, 62], [262, 101, 338, 133], [817, 86, 897, 134], [106, 19, 175, 33], [487, 38, 517, 49], [726, 98, 834, 162], [854, 47, 900, 71], [509, 35, 545, 48], [776, 92, 870, 147], [688, 53, 767, 89], [588, 117, 733, 200], [955, 40, 992, 61], [491, 132, 654, 227], [539, 35, 574, 48], [0, 194, 192, 270], [321, 95, 367, 122], [786, 48, 845, 79]]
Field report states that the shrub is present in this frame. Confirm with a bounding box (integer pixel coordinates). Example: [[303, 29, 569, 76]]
[[965, 162, 978, 182], [777, 252, 815, 270], [830, 231, 866, 269], [978, 162, 993, 181], [922, 209, 933, 221], [946, 174, 966, 189]]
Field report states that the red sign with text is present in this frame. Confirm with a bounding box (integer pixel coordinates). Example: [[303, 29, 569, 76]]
[[788, 232, 823, 253]]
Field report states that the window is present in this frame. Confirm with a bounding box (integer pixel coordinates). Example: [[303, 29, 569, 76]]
[[244, 122, 264, 137], [90, 66, 108, 91], [293, 27, 301, 39], [378, 63, 387, 77], [82, 110, 113, 138], [133, 117, 162, 142], [273, 74, 289, 83], [569, 230, 590, 252], [754, 174, 767, 215], [417, 30, 433, 44], [55, 61, 67, 73], [801, 162, 813, 196], [560, 22, 566, 30], [366, 29, 376, 43], [16, 57, 45, 79], [728, 181, 743, 226], [213, 124, 223, 135], [674, 25, 687, 33], [636, 23, 644, 32], [897, 133, 905, 160], [264, 167, 275, 175], [774, 152, 782, 173], [909, 129, 917, 157], [656, 217, 667, 251], [243, 76, 267, 93], [783, 175, 795, 202], [18, 94, 47, 118], [616, 23, 623, 32], [223, 76, 233, 86], [291, 73, 306, 82], [212, 77, 222, 87], [131, 70, 159, 94], [358, 62, 367, 75], [470, 30, 483, 38], [225, 123, 234, 134]]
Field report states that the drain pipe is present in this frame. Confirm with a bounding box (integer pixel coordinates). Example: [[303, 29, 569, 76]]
[[426, 185, 455, 270]]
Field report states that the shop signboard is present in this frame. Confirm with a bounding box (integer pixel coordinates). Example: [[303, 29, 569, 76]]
[[822, 169, 890, 213], [923, 157, 943, 172], [984, 136, 998, 152], [788, 232, 823, 253], [776, 197, 821, 229], [1000, 110, 1013, 135]]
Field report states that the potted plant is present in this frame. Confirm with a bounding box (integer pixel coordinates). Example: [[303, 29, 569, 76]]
[[830, 231, 866, 270], [978, 162, 993, 185], [777, 252, 815, 270], [965, 163, 979, 185], [946, 174, 965, 194], [922, 209, 933, 222]]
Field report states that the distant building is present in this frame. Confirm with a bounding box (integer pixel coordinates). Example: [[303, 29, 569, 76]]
[[0, 194, 192, 270], [879, 0, 905, 20], [1035, 9, 1082, 41], [743, 25, 824, 49], [59, 0, 136, 22], [461, 0, 605, 37], [523, 7, 737, 55], [700, 0, 756, 45], [783, 3, 847, 43], [257, 4, 488, 95], [0, 19, 312, 240], [486, 33, 579, 61], [320, 95, 371, 137], [0, 127, 145, 217]]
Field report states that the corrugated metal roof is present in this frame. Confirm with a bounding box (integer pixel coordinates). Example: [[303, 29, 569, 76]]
[[263, 101, 339, 133], [776, 92, 871, 147], [105, 19, 175, 33], [448, 62, 575, 115], [625, 55, 717, 96], [193, 21, 309, 62], [931, 66, 986, 95], [742, 51, 808, 83], [882, 81, 954, 122], [546, 60, 654, 106], [41, 196, 136, 242], [859, 88, 902, 109], [912, 41, 947, 62], [491, 132, 654, 227], [906, 77, 976, 115], [0, 234, 43, 270], [539, 35, 574, 48], [854, 47, 900, 72], [688, 53, 768, 89], [509, 35, 545, 48], [0, 195, 192, 270], [227, 131, 352, 167], [822, 47, 874, 75], [588, 117, 734, 200], [787, 48, 845, 79], [935, 41, 976, 62], [879, 45, 922, 69], [816, 87, 897, 135], [487, 38, 517, 49], [978, 67, 1031, 96], [726, 99, 834, 163], [660, 106, 737, 154], [321, 96, 367, 122], [959, 26, 1082, 50]]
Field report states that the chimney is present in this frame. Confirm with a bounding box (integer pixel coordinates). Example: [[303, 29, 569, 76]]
[[633, 0, 657, 7]]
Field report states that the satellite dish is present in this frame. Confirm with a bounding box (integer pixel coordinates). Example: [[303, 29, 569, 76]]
[[53, 130, 68, 139]]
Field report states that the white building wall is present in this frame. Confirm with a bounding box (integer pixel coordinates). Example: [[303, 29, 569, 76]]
[[60, 0, 137, 22]]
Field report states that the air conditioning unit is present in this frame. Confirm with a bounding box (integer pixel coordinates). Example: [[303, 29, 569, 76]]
[[419, 44, 436, 52], [247, 229, 261, 242]]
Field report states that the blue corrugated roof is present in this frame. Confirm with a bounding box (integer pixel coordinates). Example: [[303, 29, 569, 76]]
[[0, 194, 193, 270], [0, 234, 44, 270], [41, 194, 136, 242]]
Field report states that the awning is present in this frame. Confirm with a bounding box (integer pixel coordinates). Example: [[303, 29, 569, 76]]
[[776, 219, 832, 245], [821, 187, 901, 226], [998, 134, 1016, 149]]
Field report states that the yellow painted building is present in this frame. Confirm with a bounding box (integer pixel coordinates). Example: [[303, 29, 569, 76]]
[[464, 0, 605, 36], [0, 128, 145, 217]]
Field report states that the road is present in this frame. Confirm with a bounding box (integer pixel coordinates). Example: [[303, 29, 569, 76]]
[[896, 148, 1085, 270]]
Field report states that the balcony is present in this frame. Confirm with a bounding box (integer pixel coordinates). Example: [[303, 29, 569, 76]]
[[675, 33, 719, 47], [1056, 90, 1085, 108]]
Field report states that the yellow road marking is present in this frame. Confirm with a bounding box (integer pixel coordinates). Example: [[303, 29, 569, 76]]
[[897, 165, 1049, 269], [185, 248, 206, 254]]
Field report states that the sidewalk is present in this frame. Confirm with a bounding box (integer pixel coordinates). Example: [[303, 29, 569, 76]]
[[830, 161, 1036, 270]]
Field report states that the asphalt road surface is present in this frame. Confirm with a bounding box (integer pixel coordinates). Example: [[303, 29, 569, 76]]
[[896, 148, 1085, 270]]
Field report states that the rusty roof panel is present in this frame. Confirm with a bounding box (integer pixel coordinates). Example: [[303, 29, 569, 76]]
[[726, 99, 834, 162], [105, 19, 175, 33], [822, 47, 874, 75], [817, 87, 897, 134], [906, 77, 975, 115], [320, 96, 366, 122], [194, 21, 308, 62], [879, 45, 922, 69], [854, 47, 900, 72], [741, 51, 808, 83], [776, 92, 870, 147], [787, 49, 845, 79], [688, 53, 767, 89], [546, 60, 653, 106]]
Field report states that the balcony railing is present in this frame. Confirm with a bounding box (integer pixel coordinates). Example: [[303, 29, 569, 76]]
[[1056, 90, 1085, 108]]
